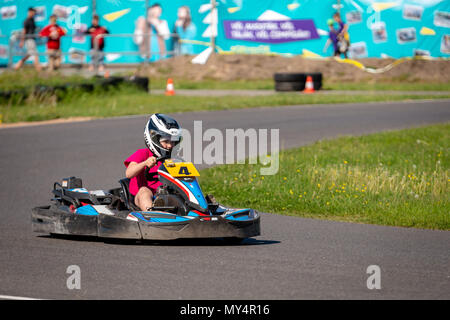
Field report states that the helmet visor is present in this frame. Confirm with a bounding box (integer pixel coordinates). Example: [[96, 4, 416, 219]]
[[150, 131, 181, 150]]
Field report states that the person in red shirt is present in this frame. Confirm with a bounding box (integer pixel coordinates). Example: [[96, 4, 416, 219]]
[[39, 14, 66, 71], [85, 14, 109, 72]]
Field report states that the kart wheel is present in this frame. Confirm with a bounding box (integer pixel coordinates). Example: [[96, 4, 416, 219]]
[[223, 237, 244, 245]]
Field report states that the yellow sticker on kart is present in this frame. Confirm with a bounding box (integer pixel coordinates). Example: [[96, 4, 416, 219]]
[[164, 162, 200, 177]]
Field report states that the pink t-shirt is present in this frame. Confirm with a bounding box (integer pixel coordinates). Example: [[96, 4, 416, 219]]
[[124, 148, 162, 196]]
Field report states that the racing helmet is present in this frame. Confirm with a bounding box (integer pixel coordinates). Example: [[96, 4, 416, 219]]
[[144, 113, 182, 158]]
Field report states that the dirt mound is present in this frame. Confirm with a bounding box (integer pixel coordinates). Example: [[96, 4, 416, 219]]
[[138, 54, 450, 82]]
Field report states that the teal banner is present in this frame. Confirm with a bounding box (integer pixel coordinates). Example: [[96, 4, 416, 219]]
[[0, 0, 449, 65], [216, 0, 450, 59]]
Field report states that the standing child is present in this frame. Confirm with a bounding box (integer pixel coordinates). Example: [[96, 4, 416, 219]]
[[85, 14, 109, 72], [323, 19, 339, 57], [39, 14, 66, 71], [14, 7, 41, 71], [333, 12, 349, 58]]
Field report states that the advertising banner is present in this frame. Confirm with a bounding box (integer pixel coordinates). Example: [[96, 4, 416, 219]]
[[0, 0, 449, 66], [223, 19, 319, 43]]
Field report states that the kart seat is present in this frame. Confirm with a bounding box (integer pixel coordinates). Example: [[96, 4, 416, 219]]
[[118, 178, 139, 211]]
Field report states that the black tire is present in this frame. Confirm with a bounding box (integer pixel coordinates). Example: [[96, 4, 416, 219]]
[[96, 76, 125, 90], [306, 72, 323, 82], [274, 72, 306, 82], [313, 81, 322, 90], [33, 85, 55, 96], [106, 76, 125, 86], [275, 81, 305, 92], [126, 76, 149, 92], [74, 83, 94, 92]]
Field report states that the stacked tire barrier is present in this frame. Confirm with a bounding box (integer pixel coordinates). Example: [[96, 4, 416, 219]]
[[94, 75, 149, 92], [274, 72, 322, 92], [0, 76, 150, 103]]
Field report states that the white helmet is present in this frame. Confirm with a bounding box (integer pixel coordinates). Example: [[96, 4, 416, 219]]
[[144, 113, 182, 158]]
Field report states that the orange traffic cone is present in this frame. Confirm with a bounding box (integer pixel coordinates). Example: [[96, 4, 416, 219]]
[[303, 75, 315, 93], [165, 78, 175, 96]]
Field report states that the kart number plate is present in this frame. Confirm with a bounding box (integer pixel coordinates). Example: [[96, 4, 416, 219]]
[[164, 162, 200, 177]]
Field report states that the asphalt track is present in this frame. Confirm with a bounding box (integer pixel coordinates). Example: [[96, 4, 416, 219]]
[[0, 99, 449, 300]]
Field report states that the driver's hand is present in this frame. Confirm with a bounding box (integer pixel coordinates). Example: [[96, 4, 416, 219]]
[[145, 156, 157, 168]]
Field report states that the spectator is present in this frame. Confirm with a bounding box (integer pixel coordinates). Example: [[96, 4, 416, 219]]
[[173, 6, 197, 56], [85, 14, 109, 72], [323, 19, 339, 57], [14, 7, 41, 71], [333, 12, 349, 58], [39, 14, 66, 71]]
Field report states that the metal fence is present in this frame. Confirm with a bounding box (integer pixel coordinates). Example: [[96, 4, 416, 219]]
[[0, 35, 8, 66], [6, 31, 197, 72]]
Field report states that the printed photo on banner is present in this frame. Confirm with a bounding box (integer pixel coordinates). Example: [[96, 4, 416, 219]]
[[173, 5, 197, 55], [10, 28, 23, 44], [413, 49, 430, 57], [441, 35, 450, 54], [72, 23, 87, 44], [0, 5, 17, 20], [371, 21, 387, 43], [434, 11, 450, 28], [68, 48, 85, 64], [53, 4, 70, 21], [346, 11, 362, 24], [349, 41, 367, 58], [397, 27, 416, 44], [34, 6, 47, 22], [403, 4, 423, 21], [0, 44, 7, 59]]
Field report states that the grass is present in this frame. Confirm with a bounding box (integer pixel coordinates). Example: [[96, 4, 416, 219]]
[[2, 70, 450, 91], [199, 123, 450, 230], [148, 77, 450, 91], [0, 70, 449, 124], [1, 88, 449, 123], [0, 69, 96, 91], [149, 78, 276, 90]]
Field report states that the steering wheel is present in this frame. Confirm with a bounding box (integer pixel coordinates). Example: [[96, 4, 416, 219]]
[[144, 155, 170, 181], [155, 155, 171, 163]]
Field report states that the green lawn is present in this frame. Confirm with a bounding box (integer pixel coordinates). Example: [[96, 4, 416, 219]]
[[149, 77, 450, 91], [199, 123, 450, 230], [1, 85, 449, 123], [1, 70, 449, 124], [2, 69, 450, 91], [0, 69, 96, 91]]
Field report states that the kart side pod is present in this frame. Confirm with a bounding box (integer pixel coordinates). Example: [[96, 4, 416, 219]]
[[32, 205, 261, 241]]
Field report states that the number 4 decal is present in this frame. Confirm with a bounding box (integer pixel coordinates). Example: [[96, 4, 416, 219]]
[[178, 166, 191, 175]]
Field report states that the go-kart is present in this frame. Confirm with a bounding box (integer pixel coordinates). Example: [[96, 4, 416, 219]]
[[31, 157, 260, 243]]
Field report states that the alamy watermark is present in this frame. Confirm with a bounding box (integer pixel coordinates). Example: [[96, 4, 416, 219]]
[[173, 121, 280, 175], [66, 265, 81, 290], [366, 265, 381, 290]]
